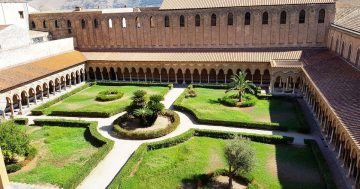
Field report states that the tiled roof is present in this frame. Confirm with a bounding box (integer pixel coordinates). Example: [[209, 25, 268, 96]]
[[0, 51, 86, 92], [302, 49, 360, 146], [83, 50, 303, 63], [333, 7, 360, 33], [159, 0, 335, 10], [270, 60, 303, 68]]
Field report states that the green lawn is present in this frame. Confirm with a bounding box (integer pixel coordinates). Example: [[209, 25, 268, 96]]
[[179, 88, 304, 131], [42, 85, 169, 115], [119, 137, 325, 189], [9, 126, 99, 187]]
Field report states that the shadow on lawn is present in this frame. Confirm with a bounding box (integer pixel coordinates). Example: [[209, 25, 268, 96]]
[[268, 97, 300, 130]]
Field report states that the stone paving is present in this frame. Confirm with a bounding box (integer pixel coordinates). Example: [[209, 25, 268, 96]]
[[8, 86, 348, 189]]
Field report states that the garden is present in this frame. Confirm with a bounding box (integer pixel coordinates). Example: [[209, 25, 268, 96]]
[[108, 129, 335, 189], [0, 119, 113, 189], [31, 82, 171, 117]]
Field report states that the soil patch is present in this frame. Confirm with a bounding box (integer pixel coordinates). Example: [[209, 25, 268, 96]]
[[207, 150, 224, 173], [121, 116, 170, 131], [130, 159, 143, 177], [209, 176, 247, 189]]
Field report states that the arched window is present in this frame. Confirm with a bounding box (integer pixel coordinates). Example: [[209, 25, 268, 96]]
[[31, 21, 36, 29], [55, 20, 59, 28], [195, 14, 201, 27], [341, 42, 345, 56], [180, 15, 185, 27], [150, 16, 155, 28], [94, 19, 99, 28], [318, 9, 325, 23], [228, 13, 233, 26], [335, 39, 339, 52], [356, 49, 360, 67], [81, 19, 86, 29], [67, 20, 71, 27], [348, 44, 352, 61], [43, 20, 46, 28], [262, 12, 268, 25], [122, 17, 127, 28], [136, 17, 141, 28], [280, 11, 287, 24], [164, 15, 170, 27], [211, 14, 216, 26], [245, 12, 251, 25], [299, 10, 306, 24], [108, 18, 113, 28]]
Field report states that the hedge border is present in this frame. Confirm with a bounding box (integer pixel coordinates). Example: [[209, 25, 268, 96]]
[[13, 118, 29, 125], [95, 90, 124, 102], [108, 129, 294, 189], [304, 139, 337, 189], [32, 119, 114, 189], [173, 87, 286, 131], [31, 82, 171, 118], [113, 110, 180, 140]]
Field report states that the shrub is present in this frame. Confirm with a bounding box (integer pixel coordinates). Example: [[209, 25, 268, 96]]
[[6, 163, 22, 173], [95, 90, 124, 102], [240, 94, 257, 107], [96, 81, 173, 89], [185, 89, 197, 98], [218, 96, 237, 107], [32, 119, 114, 189], [0, 121, 30, 164], [149, 94, 163, 102], [14, 118, 29, 125], [25, 146, 38, 160], [113, 110, 180, 140]]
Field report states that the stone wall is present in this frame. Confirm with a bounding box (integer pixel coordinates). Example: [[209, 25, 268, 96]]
[[29, 3, 335, 50]]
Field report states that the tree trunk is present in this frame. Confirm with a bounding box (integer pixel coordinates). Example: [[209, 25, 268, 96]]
[[228, 175, 233, 189]]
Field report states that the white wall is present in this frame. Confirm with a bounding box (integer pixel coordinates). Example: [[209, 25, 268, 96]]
[[0, 38, 75, 70], [0, 25, 30, 50], [0, 2, 31, 29]]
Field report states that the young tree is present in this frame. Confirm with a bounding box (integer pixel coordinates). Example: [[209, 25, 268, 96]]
[[224, 136, 255, 188], [127, 90, 147, 114], [147, 94, 164, 115], [133, 107, 153, 126], [225, 71, 256, 102]]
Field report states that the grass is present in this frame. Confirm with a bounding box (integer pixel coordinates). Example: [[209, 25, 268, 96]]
[[9, 126, 99, 187], [179, 88, 304, 131], [41, 85, 169, 115], [119, 137, 325, 189]]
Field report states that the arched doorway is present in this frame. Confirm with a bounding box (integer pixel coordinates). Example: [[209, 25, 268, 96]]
[[193, 69, 200, 83], [153, 68, 160, 82], [89, 67, 95, 80], [209, 69, 216, 83], [218, 69, 225, 83], [185, 69, 191, 84], [138, 68, 145, 81], [131, 68, 137, 81], [161, 68, 168, 82], [177, 69, 184, 84], [109, 67, 116, 80], [200, 69, 208, 83], [169, 68, 175, 83], [124, 68, 130, 81]]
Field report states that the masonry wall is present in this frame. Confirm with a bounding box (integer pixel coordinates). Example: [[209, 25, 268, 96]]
[[29, 3, 335, 50]]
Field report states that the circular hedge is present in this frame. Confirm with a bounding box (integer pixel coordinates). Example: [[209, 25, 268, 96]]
[[112, 110, 180, 140], [95, 90, 124, 102]]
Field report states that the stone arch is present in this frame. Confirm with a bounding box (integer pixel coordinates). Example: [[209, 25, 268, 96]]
[[131, 67, 137, 81], [218, 69, 225, 83], [138, 68, 145, 81], [28, 88, 36, 104], [200, 69, 208, 83], [150, 16, 155, 28], [102, 68, 109, 80], [253, 69, 261, 84], [123, 68, 130, 81], [108, 18, 113, 28], [36, 85, 43, 100], [49, 80, 55, 94], [116, 68, 123, 81], [88, 67, 95, 80], [146, 68, 152, 81], [12, 94, 21, 112], [161, 68, 168, 82], [66, 74, 71, 85], [177, 69, 184, 84], [245, 69, 252, 81], [209, 69, 216, 83], [211, 13, 217, 26], [195, 14, 201, 27], [43, 82, 49, 97], [95, 67, 102, 80], [61, 76, 66, 89], [153, 68, 160, 82], [263, 69, 270, 84], [299, 10, 306, 24], [164, 15, 170, 27], [135, 17, 141, 28], [180, 15, 185, 27], [169, 68, 175, 82], [226, 69, 233, 83], [21, 91, 28, 106], [262, 12, 269, 25], [335, 39, 339, 53], [245, 12, 251, 25], [274, 76, 282, 88], [228, 13, 234, 26], [185, 69, 191, 84], [109, 67, 116, 80], [193, 69, 200, 83], [122, 17, 127, 28], [55, 78, 61, 91]]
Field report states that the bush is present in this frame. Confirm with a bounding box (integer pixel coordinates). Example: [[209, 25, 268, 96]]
[[304, 139, 337, 189], [14, 118, 29, 125], [96, 81, 173, 89], [240, 94, 257, 107], [185, 89, 197, 98], [149, 94, 164, 102], [113, 110, 180, 140], [32, 119, 114, 189], [25, 146, 37, 161], [31, 83, 90, 115], [95, 90, 124, 102], [218, 96, 237, 107], [0, 121, 30, 164], [6, 163, 22, 173]]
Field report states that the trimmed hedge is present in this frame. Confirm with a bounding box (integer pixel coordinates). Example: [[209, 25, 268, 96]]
[[31, 83, 91, 115], [108, 129, 294, 189], [96, 81, 173, 89], [6, 163, 22, 173], [13, 118, 29, 125], [192, 84, 228, 89], [304, 139, 337, 189], [113, 110, 180, 140], [95, 90, 124, 102], [32, 119, 114, 189]]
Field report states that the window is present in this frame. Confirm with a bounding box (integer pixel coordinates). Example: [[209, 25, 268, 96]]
[[68, 29, 72, 34], [280, 11, 287, 24], [356, 49, 360, 66], [43, 20, 47, 28], [18, 11, 24, 19], [108, 18, 113, 28], [195, 14, 201, 27], [164, 16, 170, 27], [122, 17, 127, 28], [348, 45, 352, 61], [262, 12, 268, 25], [299, 10, 306, 24], [244, 12, 251, 25], [55, 20, 59, 28], [81, 19, 86, 29], [180, 15, 185, 27], [67, 20, 71, 27], [31, 21, 36, 29], [94, 19, 99, 28], [211, 14, 216, 26], [318, 9, 325, 23], [150, 16, 155, 28], [228, 13, 233, 26], [136, 17, 141, 28], [341, 42, 345, 56]]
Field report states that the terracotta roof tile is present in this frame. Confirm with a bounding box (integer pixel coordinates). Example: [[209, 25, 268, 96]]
[[0, 51, 86, 92]]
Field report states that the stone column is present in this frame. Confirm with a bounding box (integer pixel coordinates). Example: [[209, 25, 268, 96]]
[[101, 72, 104, 81], [224, 74, 227, 83], [18, 100, 23, 115], [10, 103, 14, 117], [47, 88, 50, 98], [0, 147, 10, 189], [115, 72, 118, 81], [26, 97, 30, 108], [160, 74, 162, 83], [183, 74, 185, 84], [191, 73, 193, 83], [94, 74, 97, 81], [33, 92, 37, 105], [145, 74, 147, 82], [83, 72, 87, 81], [260, 75, 263, 85], [41, 91, 44, 101], [215, 73, 218, 84], [122, 74, 125, 81], [175, 74, 177, 84]]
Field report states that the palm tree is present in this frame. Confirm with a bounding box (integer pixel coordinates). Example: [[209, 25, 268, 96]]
[[133, 107, 153, 126], [226, 71, 256, 102]]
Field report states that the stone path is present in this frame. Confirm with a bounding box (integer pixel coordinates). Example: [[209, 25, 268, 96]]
[[10, 86, 345, 189]]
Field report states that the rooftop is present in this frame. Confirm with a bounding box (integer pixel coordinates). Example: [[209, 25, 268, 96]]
[[160, 0, 335, 10], [0, 51, 86, 92], [31, 7, 135, 14], [333, 7, 360, 34]]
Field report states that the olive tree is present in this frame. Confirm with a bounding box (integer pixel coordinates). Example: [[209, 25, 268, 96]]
[[224, 136, 255, 188]]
